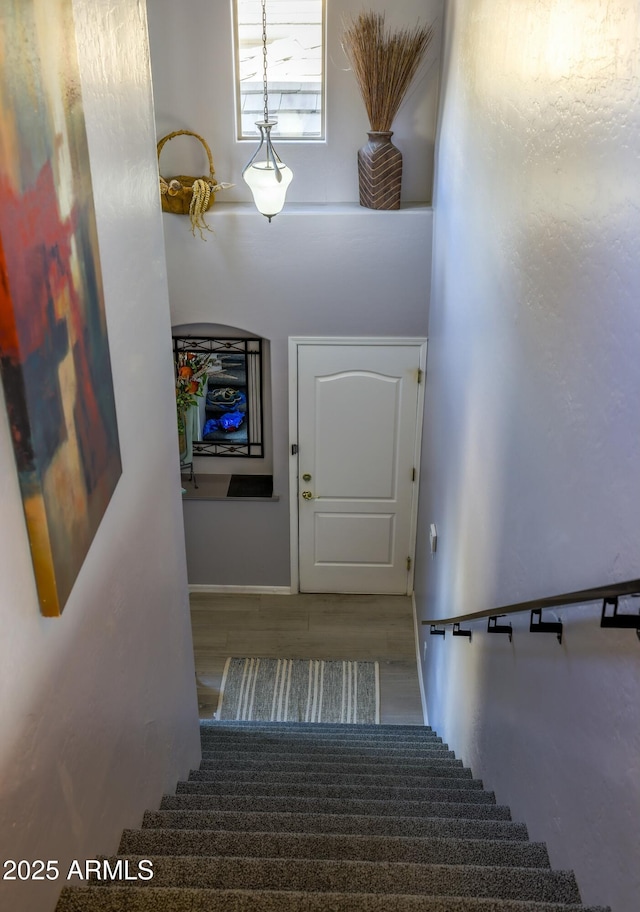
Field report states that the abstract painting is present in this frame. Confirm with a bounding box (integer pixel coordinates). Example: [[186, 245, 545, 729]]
[[0, 0, 121, 616]]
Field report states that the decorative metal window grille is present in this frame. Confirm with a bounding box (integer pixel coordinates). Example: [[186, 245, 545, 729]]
[[173, 336, 264, 457], [234, 0, 324, 140]]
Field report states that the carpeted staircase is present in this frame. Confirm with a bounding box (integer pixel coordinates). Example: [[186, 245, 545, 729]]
[[56, 721, 609, 911]]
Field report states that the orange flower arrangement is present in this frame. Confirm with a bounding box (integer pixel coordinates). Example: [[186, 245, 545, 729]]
[[175, 352, 211, 433]]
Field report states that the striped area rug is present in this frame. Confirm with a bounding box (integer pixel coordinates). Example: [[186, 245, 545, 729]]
[[215, 658, 380, 724]]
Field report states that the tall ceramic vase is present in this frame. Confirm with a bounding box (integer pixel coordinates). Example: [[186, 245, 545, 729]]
[[357, 130, 402, 210]]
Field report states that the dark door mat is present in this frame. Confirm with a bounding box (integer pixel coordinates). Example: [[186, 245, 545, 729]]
[[227, 474, 273, 498]]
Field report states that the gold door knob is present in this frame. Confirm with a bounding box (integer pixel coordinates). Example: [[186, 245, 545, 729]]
[[302, 473, 312, 482], [301, 490, 313, 500]]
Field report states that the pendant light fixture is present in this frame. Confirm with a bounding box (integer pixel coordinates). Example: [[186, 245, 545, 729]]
[[242, 0, 293, 221]]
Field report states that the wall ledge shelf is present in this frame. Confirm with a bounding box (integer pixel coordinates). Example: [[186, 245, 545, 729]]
[[181, 473, 278, 503], [172, 201, 433, 218], [182, 495, 280, 503]]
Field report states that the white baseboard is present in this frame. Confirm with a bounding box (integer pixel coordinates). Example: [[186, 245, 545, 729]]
[[188, 584, 294, 596], [412, 592, 429, 727]]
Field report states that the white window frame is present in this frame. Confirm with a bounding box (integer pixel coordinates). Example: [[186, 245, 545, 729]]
[[233, 0, 326, 142]]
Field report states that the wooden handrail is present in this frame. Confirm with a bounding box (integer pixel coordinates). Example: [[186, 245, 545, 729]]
[[422, 578, 640, 627]]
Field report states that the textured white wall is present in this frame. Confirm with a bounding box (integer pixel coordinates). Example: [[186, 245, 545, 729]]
[[147, 0, 441, 587], [0, 3, 200, 910], [416, 2, 640, 910], [170, 206, 433, 585], [148, 0, 443, 204]]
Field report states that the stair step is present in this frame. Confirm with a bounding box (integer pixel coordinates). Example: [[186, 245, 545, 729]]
[[119, 829, 550, 867], [190, 769, 485, 790], [201, 721, 432, 733], [159, 794, 513, 819], [200, 731, 446, 746], [84, 855, 583, 903], [142, 810, 530, 841], [199, 744, 456, 759], [55, 885, 610, 911], [176, 780, 497, 803], [201, 750, 463, 768], [201, 736, 449, 752], [196, 756, 472, 778]]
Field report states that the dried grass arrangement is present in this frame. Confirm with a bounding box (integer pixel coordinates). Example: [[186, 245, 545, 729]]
[[341, 11, 433, 132]]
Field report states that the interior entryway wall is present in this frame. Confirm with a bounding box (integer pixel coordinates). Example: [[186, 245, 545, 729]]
[[0, 3, 200, 911], [146, 0, 440, 589], [174, 211, 433, 589], [148, 0, 444, 206], [414, 3, 640, 910]]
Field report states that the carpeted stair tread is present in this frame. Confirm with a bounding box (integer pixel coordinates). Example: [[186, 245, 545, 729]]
[[197, 756, 472, 778], [201, 722, 442, 735], [54, 886, 610, 912], [201, 750, 463, 769], [118, 828, 550, 867], [199, 744, 457, 759], [176, 779, 497, 803], [159, 793, 513, 819], [200, 736, 449, 752], [200, 731, 446, 746], [201, 721, 432, 732], [142, 809, 530, 840], [189, 768, 484, 790], [84, 855, 583, 902]]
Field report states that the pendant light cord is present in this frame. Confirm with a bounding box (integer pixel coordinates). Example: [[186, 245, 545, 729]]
[[261, 0, 269, 124]]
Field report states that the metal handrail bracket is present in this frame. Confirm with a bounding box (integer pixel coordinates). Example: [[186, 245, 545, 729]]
[[452, 622, 472, 641], [600, 596, 640, 641], [487, 615, 513, 641], [530, 608, 563, 645]]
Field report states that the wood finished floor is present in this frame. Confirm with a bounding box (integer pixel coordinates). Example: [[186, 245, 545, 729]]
[[190, 592, 425, 726]]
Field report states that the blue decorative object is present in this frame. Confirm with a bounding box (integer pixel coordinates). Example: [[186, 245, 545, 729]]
[[202, 410, 245, 439], [202, 418, 219, 438], [219, 410, 244, 431]]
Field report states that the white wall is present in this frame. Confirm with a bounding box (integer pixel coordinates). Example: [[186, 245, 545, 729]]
[[173, 206, 433, 585], [415, 2, 640, 910], [0, 3, 200, 910], [148, 0, 443, 204], [147, 0, 442, 586]]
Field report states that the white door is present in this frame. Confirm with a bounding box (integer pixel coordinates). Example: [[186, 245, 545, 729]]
[[293, 340, 425, 594]]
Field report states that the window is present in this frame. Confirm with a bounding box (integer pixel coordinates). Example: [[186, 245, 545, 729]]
[[173, 336, 264, 458], [234, 0, 324, 140]]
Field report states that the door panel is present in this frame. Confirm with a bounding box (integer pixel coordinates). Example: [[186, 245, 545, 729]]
[[315, 372, 399, 499], [297, 343, 422, 593], [314, 513, 395, 564]]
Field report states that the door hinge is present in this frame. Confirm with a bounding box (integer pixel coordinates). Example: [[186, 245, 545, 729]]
[[291, 444, 298, 455], [417, 368, 423, 384], [406, 556, 412, 571]]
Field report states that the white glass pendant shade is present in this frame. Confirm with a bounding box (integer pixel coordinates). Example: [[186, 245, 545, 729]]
[[243, 121, 293, 221], [243, 160, 293, 221]]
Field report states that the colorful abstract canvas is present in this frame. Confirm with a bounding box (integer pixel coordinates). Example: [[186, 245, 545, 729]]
[[0, 0, 121, 616]]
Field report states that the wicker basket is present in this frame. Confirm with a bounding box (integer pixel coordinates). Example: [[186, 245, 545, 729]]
[[157, 130, 217, 215]]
